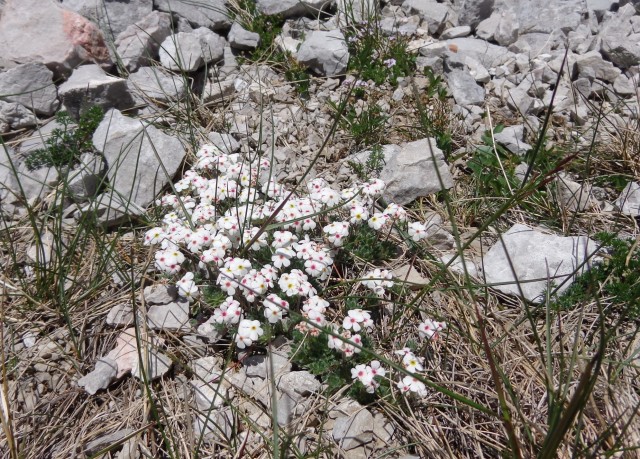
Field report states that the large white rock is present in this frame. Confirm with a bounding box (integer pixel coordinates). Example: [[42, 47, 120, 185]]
[[115, 11, 173, 72], [0, 0, 112, 79], [92, 109, 186, 209], [481, 224, 597, 303], [0, 63, 59, 116], [296, 30, 349, 77]]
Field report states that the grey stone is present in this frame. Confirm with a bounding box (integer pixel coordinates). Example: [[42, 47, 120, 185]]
[[78, 357, 118, 395], [494, 0, 585, 35], [228, 22, 260, 50], [84, 429, 135, 456], [66, 152, 107, 203], [77, 192, 146, 227], [494, 11, 519, 46], [0, 0, 112, 79], [440, 25, 472, 39], [475, 12, 501, 41], [62, 0, 152, 40], [115, 11, 173, 72], [0, 101, 37, 133], [18, 120, 70, 156], [615, 181, 640, 216], [202, 77, 236, 103], [26, 230, 59, 267], [207, 132, 240, 153], [194, 407, 234, 442], [277, 371, 321, 401], [144, 284, 179, 304], [147, 299, 190, 331], [373, 138, 453, 205], [402, 0, 457, 35], [58, 65, 135, 120], [455, 0, 495, 29], [332, 406, 375, 450], [613, 74, 637, 96], [192, 379, 228, 411], [493, 124, 532, 156], [587, 0, 618, 20], [509, 32, 563, 57], [447, 69, 485, 106], [443, 37, 514, 69], [555, 173, 595, 212], [0, 150, 58, 208], [601, 34, 640, 69], [575, 50, 621, 82], [244, 352, 291, 379], [92, 109, 186, 208], [153, 0, 231, 31], [255, 0, 332, 18], [481, 223, 597, 303], [392, 264, 428, 288], [159, 29, 225, 72], [0, 63, 59, 116], [127, 66, 186, 103], [296, 30, 349, 77], [106, 304, 135, 326]]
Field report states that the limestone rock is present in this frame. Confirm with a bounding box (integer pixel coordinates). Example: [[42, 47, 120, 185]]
[[0, 101, 37, 133], [402, 0, 457, 35], [159, 29, 225, 72], [601, 34, 640, 69], [0, 63, 59, 116], [277, 371, 321, 401], [0, 0, 112, 79], [62, 0, 152, 39], [147, 299, 190, 331], [144, 284, 179, 305], [115, 11, 172, 72], [127, 66, 187, 103], [332, 405, 375, 450], [376, 138, 453, 205], [615, 181, 640, 216], [455, 0, 495, 29], [481, 224, 597, 302], [555, 174, 595, 212], [296, 30, 349, 77], [153, 0, 231, 32], [574, 50, 621, 82], [228, 23, 260, 51], [77, 357, 118, 395], [492, 124, 532, 156], [92, 108, 186, 209], [106, 304, 135, 327], [446, 69, 485, 106], [59, 65, 134, 119], [255, 0, 332, 18]]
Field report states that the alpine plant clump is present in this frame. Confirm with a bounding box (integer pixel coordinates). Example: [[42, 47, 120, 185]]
[[143, 143, 447, 397]]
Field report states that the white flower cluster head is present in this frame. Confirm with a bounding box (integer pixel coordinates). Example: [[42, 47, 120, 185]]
[[393, 318, 447, 397], [351, 361, 386, 393], [143, 142, 445, 394], [360, 268, 394, 297]]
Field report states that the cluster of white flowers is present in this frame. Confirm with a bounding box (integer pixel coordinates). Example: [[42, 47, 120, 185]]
[[351, 361, 386, 393], [143, 143, 448, 397]]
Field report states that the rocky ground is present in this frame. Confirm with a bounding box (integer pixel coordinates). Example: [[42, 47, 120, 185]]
[[1, 0, 640, 458]]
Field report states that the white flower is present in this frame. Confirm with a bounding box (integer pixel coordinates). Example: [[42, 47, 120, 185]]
[[212, 297, 242, 325], [402, 351, 424, 373], [418, 319, 447, 340], [144, 227, 166, 245], [397, 375, 427, 396], [236, 319, 263, 348], [408, 221, 428, 242], [342, 309, 373, 332], [272, 247, 295, 269], [360, 269, 394, 296], [177, 271, 199, 302], [368, 212, 390, 231]]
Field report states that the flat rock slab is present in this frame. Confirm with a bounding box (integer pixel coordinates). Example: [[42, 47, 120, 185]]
[[92, 108, 186, 209], [481, 224, 597, 303], [127, 67, 187, 103], [332, 406, 375, 451], [159, 28, 226, 72], [379, 138, 454, 205], [0, 63, 59, 116], [0, 0, 112, 79]]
